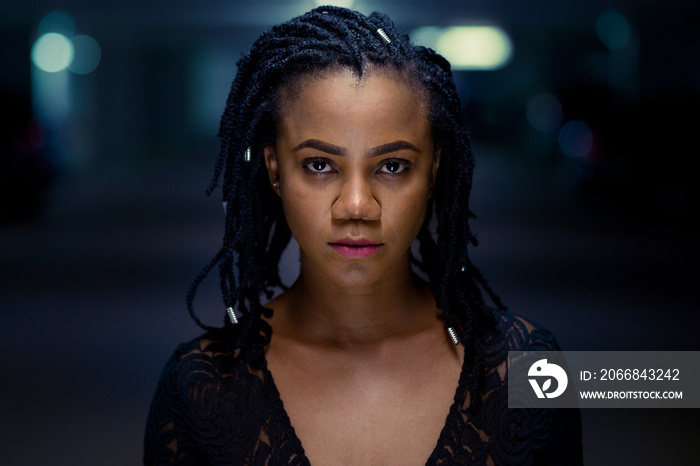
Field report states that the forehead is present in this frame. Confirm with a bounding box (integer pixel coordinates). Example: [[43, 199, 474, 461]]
[[276, 67, 432, 143], [278, 66, 429, 114]]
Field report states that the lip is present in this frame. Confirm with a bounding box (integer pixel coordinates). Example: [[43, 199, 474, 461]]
[[329, 238, 383, 258]]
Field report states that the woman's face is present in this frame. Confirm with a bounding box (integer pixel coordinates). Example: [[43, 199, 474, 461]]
[[265, 68, 439, 289]]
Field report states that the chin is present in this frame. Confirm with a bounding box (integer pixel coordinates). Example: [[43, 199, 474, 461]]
[[329, 263, 385, 290]]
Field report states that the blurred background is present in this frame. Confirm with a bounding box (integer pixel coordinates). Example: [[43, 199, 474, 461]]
[[1, 0, 698, 464]]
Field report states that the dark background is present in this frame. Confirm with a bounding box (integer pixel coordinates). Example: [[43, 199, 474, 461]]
[[1, 1, 698, 464]]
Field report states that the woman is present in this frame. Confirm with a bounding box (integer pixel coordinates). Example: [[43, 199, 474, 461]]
[[144, 6, 583, 465]]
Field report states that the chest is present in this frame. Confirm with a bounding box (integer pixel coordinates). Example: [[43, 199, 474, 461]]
[[267, 345, 464, 465]]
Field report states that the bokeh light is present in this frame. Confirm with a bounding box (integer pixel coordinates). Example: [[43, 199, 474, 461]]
[[411, 26, 443, 48], [313, 0, 354, 8], [69, 35, 101, 74], [31, 33, 75, 73], [37, 11, 75, 37], [526, 92, 563, 133], [596, 10, 632, 51], [558, 120, 594, 158], [436, 26, 513, 70]]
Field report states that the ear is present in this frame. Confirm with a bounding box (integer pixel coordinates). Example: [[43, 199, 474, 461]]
[[429, 147, 441, 197], [264, 145, 281, 196]]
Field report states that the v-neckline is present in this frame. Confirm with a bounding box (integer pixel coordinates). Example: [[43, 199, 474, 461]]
[[260, 344, 469, 465]]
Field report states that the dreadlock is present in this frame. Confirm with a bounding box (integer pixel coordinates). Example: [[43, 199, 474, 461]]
[[186, 5, 505, 406]]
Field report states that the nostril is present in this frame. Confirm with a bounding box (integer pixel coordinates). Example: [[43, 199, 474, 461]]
[[331, 181, 381, 221]]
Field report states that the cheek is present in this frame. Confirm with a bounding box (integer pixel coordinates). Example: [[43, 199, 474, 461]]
[[281, 192, 308, 228], [277, 162, 309, 231], [385, 188, 429, 242], [279, 181, 327, 243], [407, 196, 429, 231]]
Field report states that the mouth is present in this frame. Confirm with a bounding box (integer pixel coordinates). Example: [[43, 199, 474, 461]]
[[329, 239, 383, 258]]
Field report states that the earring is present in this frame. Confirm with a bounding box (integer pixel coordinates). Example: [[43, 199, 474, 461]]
[[272, 181, 279, 190]]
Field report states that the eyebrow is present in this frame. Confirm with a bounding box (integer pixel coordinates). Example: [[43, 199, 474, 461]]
[[292, 139, 420, 157]]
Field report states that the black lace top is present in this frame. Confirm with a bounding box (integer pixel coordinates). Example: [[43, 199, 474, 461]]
[[144, 310, 583, 465]]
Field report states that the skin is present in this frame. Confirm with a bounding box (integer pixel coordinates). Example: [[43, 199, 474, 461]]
[[263, 68, 464, 465]]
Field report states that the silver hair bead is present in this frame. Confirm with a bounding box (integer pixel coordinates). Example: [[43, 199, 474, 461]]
[[244, 147, 252, 162], [447, 327, 460, 345], [226, 307, 239, 325], [376, 28, 391, 44]]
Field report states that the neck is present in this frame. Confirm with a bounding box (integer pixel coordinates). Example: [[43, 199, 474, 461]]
[[271, 265, 438, 348]]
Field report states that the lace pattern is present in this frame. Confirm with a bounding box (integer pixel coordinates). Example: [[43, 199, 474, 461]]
[[144, 310, 583, 465]]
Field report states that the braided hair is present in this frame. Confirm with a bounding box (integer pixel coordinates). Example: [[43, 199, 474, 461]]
[[187, 5, 504, 401]]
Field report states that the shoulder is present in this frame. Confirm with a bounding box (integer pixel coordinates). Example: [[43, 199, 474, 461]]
[[163, 332, 241, 378], [474, 310, 583, 465], [146, 331, 247, 425], [145, 332, 273, 464], [486, 308, 561, 355], [476, 308, 562, 394], [153, 331, 262, 408]]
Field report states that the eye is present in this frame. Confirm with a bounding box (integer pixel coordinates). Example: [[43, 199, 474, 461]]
[[378, 159, 410, 175], [302, 158, 335, 174]]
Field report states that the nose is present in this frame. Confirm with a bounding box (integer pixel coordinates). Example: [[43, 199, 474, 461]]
[[331, 173, 381, 221]]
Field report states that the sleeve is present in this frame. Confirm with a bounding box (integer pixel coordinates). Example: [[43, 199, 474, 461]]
[[517, 314, 584, 466], [483, 311, 583, 465], [143, 348, 201, 466]]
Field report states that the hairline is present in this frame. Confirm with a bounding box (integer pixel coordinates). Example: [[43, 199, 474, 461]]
[[271, 62, 434, 141]]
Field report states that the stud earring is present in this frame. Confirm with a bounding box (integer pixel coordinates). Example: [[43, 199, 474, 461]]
[[272, 181, 279, 190]]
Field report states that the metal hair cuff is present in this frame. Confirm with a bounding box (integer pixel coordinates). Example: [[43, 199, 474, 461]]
[[447, 327, 460, 345], [226, 307, 239, 324], [376, 28, 391, 44]]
